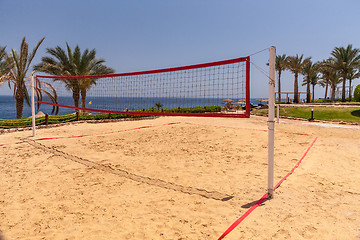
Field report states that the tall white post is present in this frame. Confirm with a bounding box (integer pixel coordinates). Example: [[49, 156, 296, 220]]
[[31, 72, 36, 137], [268, 46, 276, 198]]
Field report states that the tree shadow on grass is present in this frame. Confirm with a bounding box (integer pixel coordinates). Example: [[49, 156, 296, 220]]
[[350, 110, 360, 118]]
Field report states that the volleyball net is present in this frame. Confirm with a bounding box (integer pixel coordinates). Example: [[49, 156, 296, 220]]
[[35, 56, 250, 118]]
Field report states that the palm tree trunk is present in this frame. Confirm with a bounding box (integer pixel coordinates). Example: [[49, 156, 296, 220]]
[[278, 71, 281, 103], [294, 73, 299, 103], [81, 89, 87, 109], [349, 79, 352, 101], [312, 84, 315, 102], [15, 88, 24, 119], [306, 80, 311, 103], [331, 84, 336, 102], [324, 82, 328, 100], [73, 89, 80, 112], [342, 73, 346, 102]]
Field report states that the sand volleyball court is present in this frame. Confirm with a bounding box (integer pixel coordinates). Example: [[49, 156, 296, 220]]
[[0, 116, 359, 239]]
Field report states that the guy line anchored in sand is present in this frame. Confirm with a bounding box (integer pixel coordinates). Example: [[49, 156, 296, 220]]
[[23, 138, 234, 202]]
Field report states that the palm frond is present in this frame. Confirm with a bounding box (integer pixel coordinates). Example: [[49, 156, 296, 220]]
[[26, 37, 45, 73], [19, 37, 29, 77], [34, 78, 59, 114], [0, 46, 14, 76], [11, 49, 20, 78]]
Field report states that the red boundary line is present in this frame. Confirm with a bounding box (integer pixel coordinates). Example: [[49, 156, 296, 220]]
[[217, 137, 318, 240], [36, 101, 250, 118], [36, 122, 180, 141], [35, 57, 249, 79]]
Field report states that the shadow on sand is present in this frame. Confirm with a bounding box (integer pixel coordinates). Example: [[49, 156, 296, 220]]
[[0, 231, 6, 240], [241, 197, 270, 209]]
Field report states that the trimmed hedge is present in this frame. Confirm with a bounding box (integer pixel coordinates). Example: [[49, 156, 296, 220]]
[[0, 106, 221, 129]]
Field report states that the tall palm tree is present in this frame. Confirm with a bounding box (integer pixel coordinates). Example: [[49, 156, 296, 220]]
[[331, 44, 360, 102], [34, 43, 114, 110], [275, 54, 287, 102], [4, 37, 46, 118], [12, 37, 46, 118], [346, 69, 360, 101], [286, 54, 311, 103], [302, 60, 318, 103]]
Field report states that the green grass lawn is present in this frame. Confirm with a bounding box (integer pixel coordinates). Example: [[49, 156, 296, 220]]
[[253, 106, 360, 122]]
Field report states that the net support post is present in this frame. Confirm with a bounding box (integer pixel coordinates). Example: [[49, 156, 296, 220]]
[[31, 72, 36, 137], [268, 46, 276, 198], [245, 56, 251, 117]]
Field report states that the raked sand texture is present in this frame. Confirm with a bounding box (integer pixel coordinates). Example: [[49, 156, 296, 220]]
[[0, 116, 359, 239]]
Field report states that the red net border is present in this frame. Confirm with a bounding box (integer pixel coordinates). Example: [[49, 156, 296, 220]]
[[36, 56, 250, 118]]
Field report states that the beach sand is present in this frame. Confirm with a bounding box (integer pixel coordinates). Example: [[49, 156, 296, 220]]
[[0, 116, 359, 239]]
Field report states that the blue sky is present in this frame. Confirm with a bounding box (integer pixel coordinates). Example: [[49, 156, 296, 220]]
[[1, 0, 360, 98]]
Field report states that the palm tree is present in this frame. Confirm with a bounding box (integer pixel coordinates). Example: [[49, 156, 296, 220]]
[[318, 59, 333, 101], [275, 54, 287, 102], [302, 60, 318, 103], [286, 54, 311, 103], [329, 71, 341, 102], [346, 69, 360, 101], [34, 43, 114, 110], [310, 70, 320, 102], [331, 44, 360, 102], [155, 102, 163, 110], [4, 37, 46, 118]]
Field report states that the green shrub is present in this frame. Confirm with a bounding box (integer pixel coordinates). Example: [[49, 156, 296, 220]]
[[354, 84, 360, 102]]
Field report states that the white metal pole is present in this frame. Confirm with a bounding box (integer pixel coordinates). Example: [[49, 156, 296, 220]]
[[31, 72, 36, 137], [268, 46, 276, 198]]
